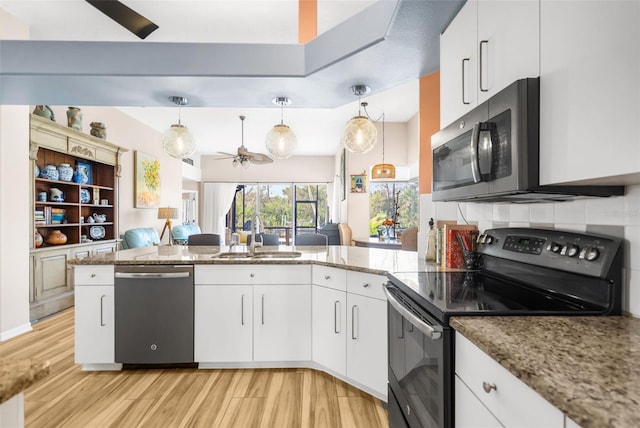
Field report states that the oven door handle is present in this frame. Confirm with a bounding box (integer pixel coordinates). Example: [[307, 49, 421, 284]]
[[384, 287, 443, 340]]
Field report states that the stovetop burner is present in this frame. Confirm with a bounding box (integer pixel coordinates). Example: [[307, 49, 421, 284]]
[[387, 228, 623, 324]]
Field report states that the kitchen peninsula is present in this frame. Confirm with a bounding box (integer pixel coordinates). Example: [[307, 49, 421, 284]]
[[69, 245, 426, 402]]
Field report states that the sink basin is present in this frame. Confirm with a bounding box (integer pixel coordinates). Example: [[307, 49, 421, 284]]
[[214, 251, 302, 259]]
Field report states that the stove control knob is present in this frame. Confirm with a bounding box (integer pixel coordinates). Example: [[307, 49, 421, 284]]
[[565, 244, 580, 257], [583, 247, 600, 261], [547, 242, 562, 253], [484, 235, 494, 244]]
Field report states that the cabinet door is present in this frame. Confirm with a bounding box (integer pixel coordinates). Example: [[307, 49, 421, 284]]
[[455, 375, 503, 428], [312, 285, 347, 375], [346, 293, 388, 399], [195, 285, 253, 362], [33, 248, 71, 300], [440, 0, 478, 128], [253, 284, 311, 362], [540, 0, 640, 185], [477, 0, 539, 103], [74, 285, 114, 364]]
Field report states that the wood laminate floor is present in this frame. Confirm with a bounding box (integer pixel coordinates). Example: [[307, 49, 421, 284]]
[[0, 309, 388, 428]]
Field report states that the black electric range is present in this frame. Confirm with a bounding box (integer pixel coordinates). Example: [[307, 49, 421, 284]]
[[384, 228, 623, 428]]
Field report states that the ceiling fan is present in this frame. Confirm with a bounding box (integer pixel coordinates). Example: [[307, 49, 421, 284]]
[[216, 116, 274, 168], [85, 0, 159, 40]]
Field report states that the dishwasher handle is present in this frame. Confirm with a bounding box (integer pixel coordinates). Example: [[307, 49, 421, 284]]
[[115, 272, 190, 279]]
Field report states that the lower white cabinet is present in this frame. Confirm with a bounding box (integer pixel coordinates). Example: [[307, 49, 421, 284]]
[[195, 285, 253, 362], [455, 375, 502, 428], [253, 284, 311, 361], [312, 284, 347, 375], [346, 291, 388, 398], [74, 265, 115, 365], [455, 333, 564, 428]]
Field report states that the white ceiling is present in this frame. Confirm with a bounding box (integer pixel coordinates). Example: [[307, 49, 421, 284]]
[[0, 0, 464, 157]]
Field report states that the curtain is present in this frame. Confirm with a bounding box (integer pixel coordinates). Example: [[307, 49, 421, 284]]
[[202, 182, 237, 244]]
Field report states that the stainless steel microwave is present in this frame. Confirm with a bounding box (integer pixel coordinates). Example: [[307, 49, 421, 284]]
[[431, 78, 624, 202]]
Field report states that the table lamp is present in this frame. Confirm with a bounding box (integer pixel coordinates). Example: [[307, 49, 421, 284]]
[[158, 206, 179, 245]]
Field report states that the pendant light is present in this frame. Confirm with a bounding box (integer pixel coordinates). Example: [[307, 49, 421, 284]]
[[265, 97, 297, 159], [371, 111, 396, 179], [161, 96, 197, 159], [341, 84, 377, 154]]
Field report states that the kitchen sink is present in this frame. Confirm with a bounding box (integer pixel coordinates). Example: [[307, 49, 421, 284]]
[[214, 251, 302, 259]]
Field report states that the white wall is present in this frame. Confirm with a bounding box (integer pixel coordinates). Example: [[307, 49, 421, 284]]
[[420, 187, 640, 318]]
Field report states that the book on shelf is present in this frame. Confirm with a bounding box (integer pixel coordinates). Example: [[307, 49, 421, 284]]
[[441, 224, 478, 269]]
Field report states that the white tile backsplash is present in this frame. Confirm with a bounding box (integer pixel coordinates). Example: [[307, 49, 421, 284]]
[[586, 195, 627, 225], [509, 204, 530, 222], [628, 269, 640, 318], [493, 204, 510, 222], [625, 185, 640, 225], [626, 226, 640, 270], [529, 203, 554, 223], [554, 199, 586, 224]]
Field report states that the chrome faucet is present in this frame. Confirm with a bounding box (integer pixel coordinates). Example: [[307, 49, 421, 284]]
[[249, 214, 263, 254]]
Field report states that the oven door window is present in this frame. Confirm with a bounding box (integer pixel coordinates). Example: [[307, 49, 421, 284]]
[[389, 302, 445, 428]]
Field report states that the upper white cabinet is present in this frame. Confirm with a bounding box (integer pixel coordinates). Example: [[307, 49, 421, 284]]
[[539, 0, 640, 185], [440, 0, 540, 128]]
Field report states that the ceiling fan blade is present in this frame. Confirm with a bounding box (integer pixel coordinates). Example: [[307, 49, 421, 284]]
[[217, 152, 237, 157], [248, 153, 274, 164], [86, 0, 159, 39]]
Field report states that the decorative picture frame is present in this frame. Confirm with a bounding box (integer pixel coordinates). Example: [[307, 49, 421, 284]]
[[134, 151, 161, 208], [350, 173, 367, 193], [75, 160, 92, 185]]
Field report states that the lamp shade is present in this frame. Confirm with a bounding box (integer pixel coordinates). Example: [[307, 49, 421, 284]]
[[341, 116, 377, 154], [265, 124, 297, 159], [161, 124, 196, 159], [157, 207, 179, 220], [372, 163, 396, 179]]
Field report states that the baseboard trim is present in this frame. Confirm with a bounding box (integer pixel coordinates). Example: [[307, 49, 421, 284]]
[[0, 322, 33, 342]]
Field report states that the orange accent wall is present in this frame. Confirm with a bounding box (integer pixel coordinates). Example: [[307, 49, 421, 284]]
[[419, 72, 440, 194], [299, 0, 318, 43]]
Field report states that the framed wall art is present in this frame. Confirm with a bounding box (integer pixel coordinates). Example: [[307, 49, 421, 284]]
[[134, 151, 161, 208], [350, 172, 367, 193]]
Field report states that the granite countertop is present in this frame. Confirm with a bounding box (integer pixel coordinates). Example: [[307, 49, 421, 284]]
[[68, 244, 439, 275], [0, 359, 50, 404], [451, 316, 640, 428]]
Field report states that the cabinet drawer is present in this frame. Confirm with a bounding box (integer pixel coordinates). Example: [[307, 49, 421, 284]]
[[455, 334, 564, 428], [312, 265, 346, 291], [346, 271, 387, 300], [74, 265, 114, 285], [196, 264, 310, 285]]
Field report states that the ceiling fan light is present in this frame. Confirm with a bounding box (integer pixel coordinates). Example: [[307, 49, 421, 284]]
[[372, 163, 396, 179], [162, 124, 197, 159], [241, 158, 250, 169], [342, 116, 377, 154], [265, 124, 297, 159], [232, 158, 239, 168]]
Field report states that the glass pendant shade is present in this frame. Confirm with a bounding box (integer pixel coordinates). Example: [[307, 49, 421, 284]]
[[372, 163, 396, 179], [265, 124, 297, 159], [342, 116, 377, 154], [162, 123, 196, 159]]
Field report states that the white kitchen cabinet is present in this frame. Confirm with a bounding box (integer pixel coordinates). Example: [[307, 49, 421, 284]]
[[539, 0, 640, 186], [440, 0, 539, 128], [455, 375, 502, 428], [254, 283, 311, 362], [455, 333, 564, 428], [346, 292, 388, 399], [312, 284, 347, 376], [74, 265, 116, 366], [194, 285, 253, 362]]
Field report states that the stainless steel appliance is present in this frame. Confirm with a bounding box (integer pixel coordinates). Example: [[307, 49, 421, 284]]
[[385, 227, 623, 428], [432, 78, 624, 202], [114, 265, 194, 365]]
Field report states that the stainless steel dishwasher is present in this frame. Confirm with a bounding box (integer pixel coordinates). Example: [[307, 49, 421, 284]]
[[114, 265, 194, 365]]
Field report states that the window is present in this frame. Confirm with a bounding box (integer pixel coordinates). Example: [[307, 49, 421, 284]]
[[368, 180, 419, 236], [229, 182, 328, 244]]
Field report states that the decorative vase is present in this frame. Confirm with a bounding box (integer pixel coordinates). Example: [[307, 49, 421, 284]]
[[49, 188, 65, 202], [90, 122, 107, 139], [34, 164, 40, 178], [33, 105, 55, 121], [57, 163, 74, 182], [45, 230, 67, 246], [35, 230, 43, 248], [40, 164, 59, 180], [73, 166, 89, 184], [66, 107, 82, 131]]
